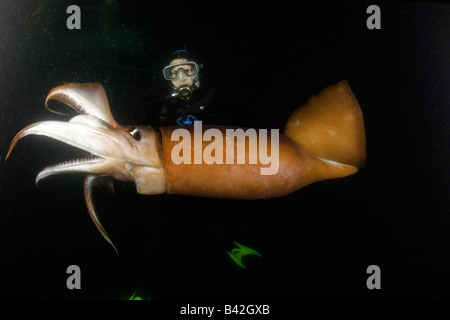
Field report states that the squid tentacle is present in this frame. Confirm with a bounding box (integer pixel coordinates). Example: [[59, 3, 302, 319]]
[[84, 174, 118, 255]]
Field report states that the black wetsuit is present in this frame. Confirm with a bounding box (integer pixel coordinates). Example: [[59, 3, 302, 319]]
[[134, 85, 219, 127]]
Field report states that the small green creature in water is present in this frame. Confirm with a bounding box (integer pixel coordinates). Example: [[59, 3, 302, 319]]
[[227, 242, 262, 269]]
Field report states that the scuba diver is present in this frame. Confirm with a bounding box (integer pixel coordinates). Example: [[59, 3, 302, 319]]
[[135, 50, 218, 126]]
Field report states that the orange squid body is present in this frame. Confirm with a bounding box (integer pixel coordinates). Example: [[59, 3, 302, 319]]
[[159, 80, 365, 199]]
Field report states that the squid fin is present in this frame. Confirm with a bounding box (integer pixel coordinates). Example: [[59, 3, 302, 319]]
[[284, 80, 366, 181]]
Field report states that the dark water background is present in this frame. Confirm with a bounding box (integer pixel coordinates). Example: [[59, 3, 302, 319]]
[[0, 0, 449, 299]]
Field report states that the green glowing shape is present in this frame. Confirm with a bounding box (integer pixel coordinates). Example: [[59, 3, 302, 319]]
[[227, 241, 262, 269], [128, 290, 149, 300]]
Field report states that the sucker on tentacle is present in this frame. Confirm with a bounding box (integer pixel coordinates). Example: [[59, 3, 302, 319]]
[[6, 81, 366, 254]]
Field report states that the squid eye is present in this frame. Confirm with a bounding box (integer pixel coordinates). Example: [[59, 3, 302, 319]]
[[129, 127, 141, 141]]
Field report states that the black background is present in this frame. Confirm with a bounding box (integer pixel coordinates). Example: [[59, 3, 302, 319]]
[[0, 0, 449, 300]]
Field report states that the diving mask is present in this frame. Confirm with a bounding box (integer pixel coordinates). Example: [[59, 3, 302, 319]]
[[163, 61, 199, 81]]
